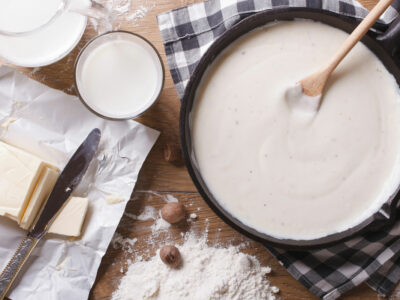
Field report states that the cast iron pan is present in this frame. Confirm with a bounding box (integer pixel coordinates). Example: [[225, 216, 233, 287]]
[[180, 8, 400, 249]]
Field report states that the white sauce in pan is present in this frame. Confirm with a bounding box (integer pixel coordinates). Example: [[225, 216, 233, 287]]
[[192, 20, 400, 240]]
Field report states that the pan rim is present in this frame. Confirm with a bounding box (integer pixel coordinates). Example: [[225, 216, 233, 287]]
[[180, 7, 400, 249]]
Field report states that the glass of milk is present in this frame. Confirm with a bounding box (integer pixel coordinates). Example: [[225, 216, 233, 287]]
[[74, 31, 164, 120]]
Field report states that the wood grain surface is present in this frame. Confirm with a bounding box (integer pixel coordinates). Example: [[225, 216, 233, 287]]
[[3, 0, 400, 299]]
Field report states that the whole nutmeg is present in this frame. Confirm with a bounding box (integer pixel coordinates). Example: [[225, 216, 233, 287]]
[[160, 245, 181, 268], [163, 143, 184, 165], [161, 202, 185, 224]]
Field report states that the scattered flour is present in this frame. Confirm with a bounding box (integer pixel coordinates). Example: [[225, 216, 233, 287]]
[[126, 5, 148, 21], [189, 213, 198, 220], [112, 234, 277, 300], [271, 286, 280, 294], [120, 203, 171, 235], [112, 232, 138, 253], [151, 217, 171, 233], [124, 212, 138, 220], [165, 194, 179, 203], [112, 0, 131, 13], [145, 191, 179, 203], [125, 206, 158, 221], [87, 0, 152, 33], [136, 206, 158, 221]]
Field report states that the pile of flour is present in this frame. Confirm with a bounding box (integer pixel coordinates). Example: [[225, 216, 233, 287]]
[[111, 234, 278, 300]]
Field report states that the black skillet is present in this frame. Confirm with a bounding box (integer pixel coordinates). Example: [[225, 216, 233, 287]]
[[180, 8, 400, 249]]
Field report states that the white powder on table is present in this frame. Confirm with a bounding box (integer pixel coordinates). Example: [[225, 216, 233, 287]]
[[126, 5, 148, 21], [124, 206, 158, 221], [164, 194, 179, 203], [151, 217, 171, 233], [112, 232, 138, 253], [137, 206, 158, 220], [87, 0, 153, 33], [144, 191, 179, 203], [112, 234, 278, 300]]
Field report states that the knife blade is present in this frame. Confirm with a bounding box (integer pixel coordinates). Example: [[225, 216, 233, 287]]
[[0, 128, 101, 299], [31, 128, 101, 238]]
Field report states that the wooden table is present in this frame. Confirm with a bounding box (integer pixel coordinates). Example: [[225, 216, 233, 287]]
[[4, 0, 400, 299]]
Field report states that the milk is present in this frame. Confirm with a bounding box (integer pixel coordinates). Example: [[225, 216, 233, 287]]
[[0, 0, 87, 67], [0, 0, 65, 35], [75, 32, 163, 119]]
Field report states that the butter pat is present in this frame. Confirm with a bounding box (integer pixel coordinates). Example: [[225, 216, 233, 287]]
[[0, 141, 89, 237], [106, 195, 124, 204], [49, 197, 89, 237], [20, 167, 59, 230], [0, 141, 56, 221]]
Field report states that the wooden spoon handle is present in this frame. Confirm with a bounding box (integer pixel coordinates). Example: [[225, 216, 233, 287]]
[[301, 0, 394, 97], [326, 0, 394, 73]]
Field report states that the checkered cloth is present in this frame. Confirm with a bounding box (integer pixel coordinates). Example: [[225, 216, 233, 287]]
[[158, 0, 399, 98], [157, 0, 400, 299]]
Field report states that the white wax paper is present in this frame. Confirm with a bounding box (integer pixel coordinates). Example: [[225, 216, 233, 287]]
[[0, 66, 159, 299]]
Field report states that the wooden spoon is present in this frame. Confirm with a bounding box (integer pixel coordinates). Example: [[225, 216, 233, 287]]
[[299, 0, 394, 98]]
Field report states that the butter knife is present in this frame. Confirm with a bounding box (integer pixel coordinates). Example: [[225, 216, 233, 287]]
[[0, 128, 101, 299]]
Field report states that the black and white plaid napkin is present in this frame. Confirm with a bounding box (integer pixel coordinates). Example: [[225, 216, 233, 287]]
[[157, 0, 400, 299]]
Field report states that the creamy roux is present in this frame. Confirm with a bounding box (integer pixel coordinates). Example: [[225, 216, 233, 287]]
[[192, 21, 400, 240]]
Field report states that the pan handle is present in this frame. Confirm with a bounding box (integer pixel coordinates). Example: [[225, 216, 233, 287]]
[[377, 16, 400, 56]]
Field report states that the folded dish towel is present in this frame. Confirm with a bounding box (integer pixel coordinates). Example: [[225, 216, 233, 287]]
[[157, 0, 400, 299]]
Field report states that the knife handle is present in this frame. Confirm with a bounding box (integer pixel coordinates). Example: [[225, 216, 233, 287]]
[[0, 235, 39, 300]]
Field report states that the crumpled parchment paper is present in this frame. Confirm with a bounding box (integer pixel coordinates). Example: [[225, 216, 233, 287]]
[[0, 66, 159, 299]]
